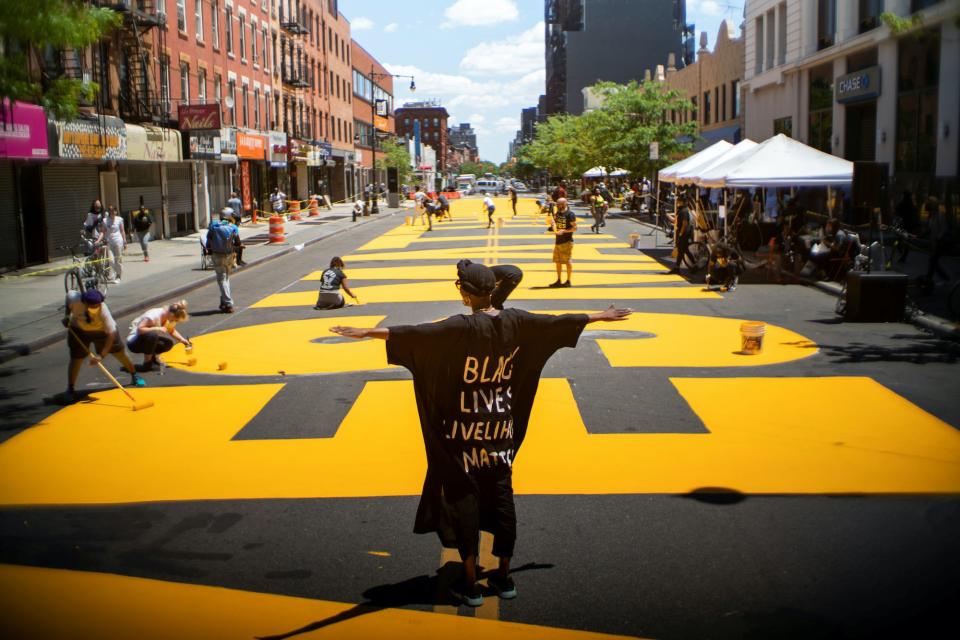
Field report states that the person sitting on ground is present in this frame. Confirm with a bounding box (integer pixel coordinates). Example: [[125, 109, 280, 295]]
[[63, 289, 144, 401], [314, 257, 358, 310], [437, 193, 451, 220], [126, 300, 192, 371], [330, 260, 632, 607], [705, 242, 744, 292]]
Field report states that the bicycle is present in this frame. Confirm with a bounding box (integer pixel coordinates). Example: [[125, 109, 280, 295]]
[[61, 235, 111, 295]]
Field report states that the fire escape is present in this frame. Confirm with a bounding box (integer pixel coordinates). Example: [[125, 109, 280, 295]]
[[280, 0, 308, 139], [106, 0, 169, 124]]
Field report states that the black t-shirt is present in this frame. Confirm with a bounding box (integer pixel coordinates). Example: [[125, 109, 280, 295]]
[[319, 267, 345, 291], [554, 209, 576, 244], [386, 309, 588, 536], [677, 206, 694, 239], [132, 210, 153, 232]]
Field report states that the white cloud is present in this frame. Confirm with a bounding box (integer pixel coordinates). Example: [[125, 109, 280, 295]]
[[494, 116, 519, 133], [352, 17, 374, 31], [441, 0, 519, 28], [459, 22, 544, 76], [687, 0, 724, 16], [383, 22, 399, 33]]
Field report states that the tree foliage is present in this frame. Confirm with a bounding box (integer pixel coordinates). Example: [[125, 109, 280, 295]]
[[0, 0, 121, 119], [458, 160, 499, 176], [521, 80, 698, 182], [380, 140, 413, 184]]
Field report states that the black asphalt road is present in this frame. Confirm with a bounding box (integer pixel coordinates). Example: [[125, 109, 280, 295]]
[[1, 210, 959, 639]]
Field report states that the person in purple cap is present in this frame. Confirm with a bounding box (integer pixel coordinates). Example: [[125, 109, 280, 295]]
[[62, 289, 144, 401], [331, 260, 631, 607]]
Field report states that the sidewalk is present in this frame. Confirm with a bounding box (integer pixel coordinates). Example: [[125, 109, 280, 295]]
[[0, 202, 405, 362], [613, 210, 960, 339]]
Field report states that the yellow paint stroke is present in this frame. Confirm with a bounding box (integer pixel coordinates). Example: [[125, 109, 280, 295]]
[[0, 564, 638, 640], [590, 312, 817, 367], [252, 282, 718, 308], [2, 378, 959, 506], [303, 263, 670, 281], [345, 243, 651, 263], [166, 316, 392, 375], [367, 551, 392, 557]]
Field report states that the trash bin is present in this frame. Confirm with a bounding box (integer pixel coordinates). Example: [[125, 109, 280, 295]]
[[387, 192, 400, 208]]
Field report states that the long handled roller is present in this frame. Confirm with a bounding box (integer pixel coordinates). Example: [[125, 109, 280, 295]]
[[68, 327, 154, 411]]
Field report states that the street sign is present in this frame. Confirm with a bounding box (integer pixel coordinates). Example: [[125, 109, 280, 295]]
[[375, 99, 388, 117]]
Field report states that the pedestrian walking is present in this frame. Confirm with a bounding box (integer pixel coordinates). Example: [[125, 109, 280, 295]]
[[97, 205, 126, 283], [314, 257, 358, 309], [62, 289, 144, 402], [131, 202, 153, 262], [207, 210, 241, 313], [414, 185, 428, 225], [83, 199, 103, 238], [668, 195, 696, 274], [508, 185, 518, 216], [483, 195, 496, 228], [330, 260, 632, 607], [549, 197, 577, 287], [227, 191, 244, 222], [589, 188, 607, 233], [126, 300, 192, 371], [270, 186, 287, 214]]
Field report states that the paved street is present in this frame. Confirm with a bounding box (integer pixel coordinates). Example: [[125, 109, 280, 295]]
[[1, 196, 959, 639]]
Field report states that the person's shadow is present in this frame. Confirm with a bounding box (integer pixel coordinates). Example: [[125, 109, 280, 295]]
[[255, 561, 554, 640]]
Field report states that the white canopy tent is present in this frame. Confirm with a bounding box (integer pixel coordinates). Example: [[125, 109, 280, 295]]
[[583, 166, 630, 178], [690, 139, 760, 187], [719, 134, 853, 188], [657, 140, 732, 184]]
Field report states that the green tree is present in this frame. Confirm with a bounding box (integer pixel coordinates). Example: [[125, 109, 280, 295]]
[[380, 140, 413, 184], [458, 160, 498, 176], [0, 0, 121, 120], [520, 114, 585, 180]]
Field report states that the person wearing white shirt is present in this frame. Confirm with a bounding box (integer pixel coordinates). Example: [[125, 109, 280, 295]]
[[97, 205, 126, 283], [483, 196, 496, 228]]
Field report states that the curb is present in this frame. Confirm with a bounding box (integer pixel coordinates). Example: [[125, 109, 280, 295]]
[[613, 214, 960, 341], [0, 210, 396, 364]]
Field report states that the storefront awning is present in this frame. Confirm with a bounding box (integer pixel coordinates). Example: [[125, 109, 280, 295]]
[[126, 124, 182, 162]]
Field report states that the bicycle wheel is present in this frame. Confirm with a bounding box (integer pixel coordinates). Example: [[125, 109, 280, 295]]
[[64, 268, 83, 294]]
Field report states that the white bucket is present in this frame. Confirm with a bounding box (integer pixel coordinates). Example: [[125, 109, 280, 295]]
[[740, 321, 766, 355]]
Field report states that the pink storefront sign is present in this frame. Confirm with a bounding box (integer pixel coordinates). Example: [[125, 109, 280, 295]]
[[0, 100, 49, 160]]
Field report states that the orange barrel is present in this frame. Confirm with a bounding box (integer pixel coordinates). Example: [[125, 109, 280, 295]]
[[268, 216, 285, 244], [308, 197, 320, 216], [288, 199, 302, 221]]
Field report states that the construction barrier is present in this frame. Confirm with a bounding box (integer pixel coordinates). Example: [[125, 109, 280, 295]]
[[308, 197, 320, 216], [440, 191, 461, 199], [288, 199, 302, 221], [268, 216, 285, 244]]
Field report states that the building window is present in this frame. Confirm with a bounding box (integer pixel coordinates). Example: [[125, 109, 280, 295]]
[[765, 9, 775, 69], [721, 84, 727, 121], [754, 16, 764, 73], [777, 3, 787, 65], [911, 0, 943, 11], [896, 30, 940, 172], [228, 79, 236, 124], [160, 55, 170, 106], [817, 0, 836, 51], [239, 14, 246, 61], [214, 72, 222, 106], [703, 91, 711, 125], [225, 7, 233, 54], [714, 87, 719, 123], [176, 0, 187, 32], [242, 85, 248, 127], [732, 80, 741, 117], [194, 0, 203, 40], [272, 31, 277, 72], [773, 117, 792, 137], [808, 63, 833, 152], [858, 1, 882, 33], [180, 62, 190, 103], [198, 68, 206, 102], [263, 27, 269, 70], [211, 1, 220, 48], [691, 96, 698, 123]]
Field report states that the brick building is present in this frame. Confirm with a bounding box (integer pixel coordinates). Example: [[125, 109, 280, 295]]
[[351, 41, 395, 196], [394, 102, 450, 180]]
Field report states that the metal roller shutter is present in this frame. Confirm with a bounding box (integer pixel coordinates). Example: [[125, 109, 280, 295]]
[[167, 163, 194, 234], [42, 164, 100, 259], [0, 163, 20, 268], [208, 164, 231, 214]]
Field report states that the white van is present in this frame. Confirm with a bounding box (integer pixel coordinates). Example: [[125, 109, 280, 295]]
[[476, 179, 499, 194]]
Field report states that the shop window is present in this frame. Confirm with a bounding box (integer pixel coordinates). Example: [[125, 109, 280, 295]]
[[773, 117, 792, 137], [896, 30, 940, 172], [808, 64, 833, 152]]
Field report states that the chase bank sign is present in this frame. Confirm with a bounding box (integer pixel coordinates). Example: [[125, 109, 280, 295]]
[[836, 66, 881, 104]]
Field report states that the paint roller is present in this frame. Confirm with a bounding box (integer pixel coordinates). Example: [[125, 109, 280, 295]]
[[67, 327, 154, 411]]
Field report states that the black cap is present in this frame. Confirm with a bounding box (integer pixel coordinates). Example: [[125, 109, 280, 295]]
[[456, 260, 496, 296]]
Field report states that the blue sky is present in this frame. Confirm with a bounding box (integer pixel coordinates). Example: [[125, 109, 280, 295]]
[[344, 0, 745, 163]]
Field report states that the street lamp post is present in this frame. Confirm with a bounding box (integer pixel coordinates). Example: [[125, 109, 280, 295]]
[[367, 67, 414, 213]]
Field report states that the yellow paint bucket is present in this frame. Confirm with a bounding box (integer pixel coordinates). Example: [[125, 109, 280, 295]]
[[740, 321, 766, 355], [629, 233, 640, 248]]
